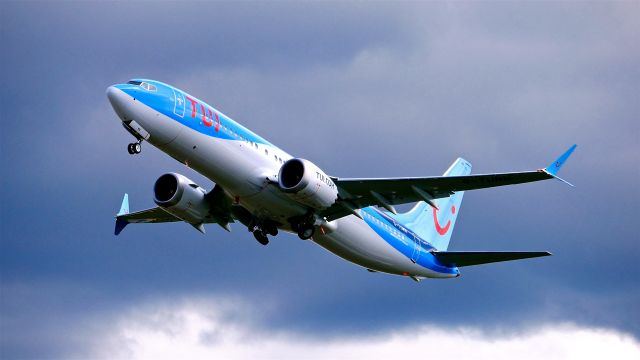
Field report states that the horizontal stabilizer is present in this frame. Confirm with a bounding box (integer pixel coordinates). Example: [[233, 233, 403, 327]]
[[433, 251, 551, 267]]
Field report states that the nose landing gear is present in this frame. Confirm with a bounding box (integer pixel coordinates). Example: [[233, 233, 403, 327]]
[[127, 141, 142, 155]]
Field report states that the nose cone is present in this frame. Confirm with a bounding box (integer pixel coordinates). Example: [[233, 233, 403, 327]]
[[106, 85, 128, 120], [106, 85, 123, 107], [106, 85, 118, 101]]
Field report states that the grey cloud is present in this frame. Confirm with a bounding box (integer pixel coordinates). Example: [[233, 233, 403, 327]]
[[1, 1, 639, 358]]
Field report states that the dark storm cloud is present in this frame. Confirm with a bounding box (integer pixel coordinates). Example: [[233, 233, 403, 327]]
[[1, 1, 639, 358]]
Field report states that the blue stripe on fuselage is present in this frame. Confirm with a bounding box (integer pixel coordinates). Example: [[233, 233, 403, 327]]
[[361, 207, 458, 275], [115, 79, 273, 147]]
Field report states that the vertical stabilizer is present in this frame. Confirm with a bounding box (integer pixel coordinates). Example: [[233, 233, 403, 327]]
[[391, 158, 471, 250]]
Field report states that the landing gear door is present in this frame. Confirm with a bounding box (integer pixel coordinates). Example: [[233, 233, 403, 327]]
[[173, 88, 185, 118]]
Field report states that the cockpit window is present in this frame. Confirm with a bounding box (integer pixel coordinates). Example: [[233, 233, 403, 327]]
[[139, 82, 157, 92], [127, 80, 157, 91]]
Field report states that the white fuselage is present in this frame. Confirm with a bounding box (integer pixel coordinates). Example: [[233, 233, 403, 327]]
[[107, 82, 458, 279]]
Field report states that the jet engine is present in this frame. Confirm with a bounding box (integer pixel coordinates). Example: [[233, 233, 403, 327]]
[[153, 173, 212, 224], [278, 158, 338, 209]]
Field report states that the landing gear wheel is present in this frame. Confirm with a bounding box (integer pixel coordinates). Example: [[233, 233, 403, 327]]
[[253, 230, 269, 245], [127, 142, 142, 155], [266, 225, 278, 237], [297, 225, 315, 240]]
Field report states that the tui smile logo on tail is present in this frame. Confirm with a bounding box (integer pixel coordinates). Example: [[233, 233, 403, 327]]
[[433, 205, 456, 235]]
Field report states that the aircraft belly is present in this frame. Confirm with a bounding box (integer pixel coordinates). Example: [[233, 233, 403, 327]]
[[312, 219, 404, 274], [241, 189, 308, 225], [313, 215, 446, 277]]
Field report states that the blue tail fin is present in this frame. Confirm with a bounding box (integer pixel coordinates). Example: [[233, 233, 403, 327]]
[[391, 158, 472, 251]]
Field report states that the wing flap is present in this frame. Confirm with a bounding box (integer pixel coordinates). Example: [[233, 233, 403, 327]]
[[433, 251, 552, 267]]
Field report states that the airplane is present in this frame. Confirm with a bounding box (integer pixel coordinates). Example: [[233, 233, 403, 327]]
[[107, 79, 576, 281]]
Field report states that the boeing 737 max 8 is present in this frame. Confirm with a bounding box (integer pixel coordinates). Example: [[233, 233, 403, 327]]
[[107, 79, 576, 281]]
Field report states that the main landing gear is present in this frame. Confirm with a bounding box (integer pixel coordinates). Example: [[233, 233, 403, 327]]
[[127, 141, 142, 155], [297, 224, 315, 240], [290, 213, 316, 240], [253, 229, 269, 245], [250, 222, 278, 246]]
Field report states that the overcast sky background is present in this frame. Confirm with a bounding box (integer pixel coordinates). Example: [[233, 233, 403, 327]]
[[1, 1, 639, 359]]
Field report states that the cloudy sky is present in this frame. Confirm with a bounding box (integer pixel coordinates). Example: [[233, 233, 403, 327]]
[[1, 1, 639, 359]]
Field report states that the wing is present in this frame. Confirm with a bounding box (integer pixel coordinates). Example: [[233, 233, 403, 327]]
[[117, 207, 181, 224], [433, 251, 552, 267], [319, 145, 576, 221], [114, 187, 234, 235], [115, 202, 184, 235]]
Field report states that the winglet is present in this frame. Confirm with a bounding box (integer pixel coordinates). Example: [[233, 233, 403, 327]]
[[115, 219, 128, 236], [118, 193, 130, 216], [542, 144, 577, 186], [115, 194, 130, 236]]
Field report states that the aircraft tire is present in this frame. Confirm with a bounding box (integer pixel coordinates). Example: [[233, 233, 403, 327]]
[[127, 143, 135, 154], [253, 230, 269, 245], [133, 142, 142, 154], [266, 225, 278, 236], [297, 226, 314, 240]]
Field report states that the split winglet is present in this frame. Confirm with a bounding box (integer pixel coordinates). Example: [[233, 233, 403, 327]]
[[542, 144, 577, 187], [114, 193, 129, 235]]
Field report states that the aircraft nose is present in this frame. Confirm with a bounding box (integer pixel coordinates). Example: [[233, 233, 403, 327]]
[[106, 85, 129, 120], [106, 85, 121, 105]]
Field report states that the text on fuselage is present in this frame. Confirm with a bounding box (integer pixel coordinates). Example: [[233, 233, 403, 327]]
[[185, 96, 220, 132]]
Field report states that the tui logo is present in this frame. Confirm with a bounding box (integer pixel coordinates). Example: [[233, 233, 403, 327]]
[[433, 205, 456, 235]]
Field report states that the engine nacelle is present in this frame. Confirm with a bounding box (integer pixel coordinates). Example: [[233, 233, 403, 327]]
[[154, 173, 211, 224], [278, 158, 338, 209]]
